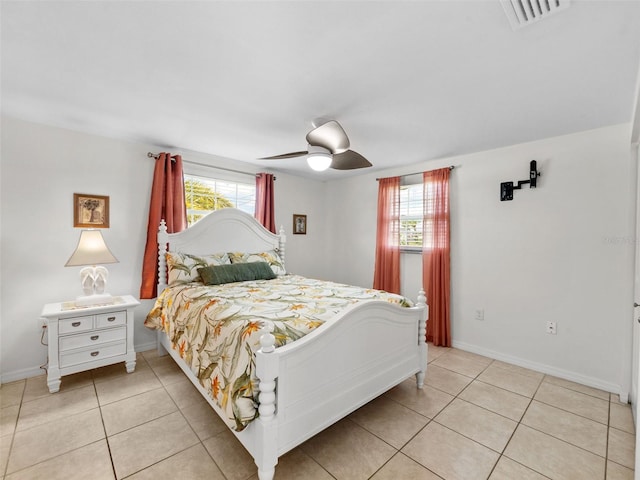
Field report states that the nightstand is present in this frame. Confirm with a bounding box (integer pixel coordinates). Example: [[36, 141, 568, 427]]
[[40, 295, 140, 393]]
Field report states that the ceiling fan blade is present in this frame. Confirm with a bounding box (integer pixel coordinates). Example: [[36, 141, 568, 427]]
[[330, 150, 373, 170], [306, 120, 350, 154], [259, 151, 308, 160]]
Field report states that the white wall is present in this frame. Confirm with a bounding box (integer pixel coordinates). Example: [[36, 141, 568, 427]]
[[326, 124, 635, 395], [271, 169, 329, 281], [0, 116, 327, 382]]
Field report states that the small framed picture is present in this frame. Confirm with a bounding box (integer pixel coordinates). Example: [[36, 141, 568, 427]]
[[74, 193, 110, 228], [293, 214, 307, 235]]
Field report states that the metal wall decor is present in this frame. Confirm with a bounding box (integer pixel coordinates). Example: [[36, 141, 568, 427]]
[[500, 160, 541, 201]]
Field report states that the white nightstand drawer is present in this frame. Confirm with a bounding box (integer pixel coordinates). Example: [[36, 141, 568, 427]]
[[96, 311, 126, 328], [59, 341, 127, 368], [59, 315, 93, 334], [59, 326, 126, 352]]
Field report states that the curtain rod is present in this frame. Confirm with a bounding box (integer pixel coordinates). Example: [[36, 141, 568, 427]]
[[147, 152, 275, 180], [375, 165, 455, 181]]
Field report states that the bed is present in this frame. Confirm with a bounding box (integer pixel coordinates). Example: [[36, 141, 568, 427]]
[[145, 208, 428, 480]]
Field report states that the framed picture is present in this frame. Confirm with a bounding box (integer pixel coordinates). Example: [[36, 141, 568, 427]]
[[293, 214, 307, 235], [74, 193, 110, 228]]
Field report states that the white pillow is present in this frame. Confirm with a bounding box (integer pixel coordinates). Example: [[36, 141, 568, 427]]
[[166, 252, 231, 285], [228, 249, 286, 276]]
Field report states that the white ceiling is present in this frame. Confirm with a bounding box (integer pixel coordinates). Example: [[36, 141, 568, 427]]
[[2, 1, 640, 179]]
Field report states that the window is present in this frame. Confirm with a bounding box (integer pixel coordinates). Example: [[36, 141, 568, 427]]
[[399, 181, 437, 251], [184, 173, 256, 226]]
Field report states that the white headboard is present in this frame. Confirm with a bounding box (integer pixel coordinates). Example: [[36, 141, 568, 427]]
[[157, 208, 286, 293]]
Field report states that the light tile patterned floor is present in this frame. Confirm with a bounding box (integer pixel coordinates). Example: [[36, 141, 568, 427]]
[[0, 345, 635, 479]]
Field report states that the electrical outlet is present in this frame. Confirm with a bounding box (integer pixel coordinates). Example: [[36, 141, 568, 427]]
[[38, 318, 47, 331], [546, 321, 557, 335], [475, 308, 484, 321]]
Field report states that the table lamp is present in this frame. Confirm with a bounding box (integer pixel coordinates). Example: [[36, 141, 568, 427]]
[[65, 229, 119, 306]]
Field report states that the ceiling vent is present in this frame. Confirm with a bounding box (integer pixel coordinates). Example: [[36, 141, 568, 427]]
[[500, 0, 570, 29]]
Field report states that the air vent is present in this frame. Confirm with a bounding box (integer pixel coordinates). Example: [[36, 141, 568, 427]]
[[500, 0, 570, 29]]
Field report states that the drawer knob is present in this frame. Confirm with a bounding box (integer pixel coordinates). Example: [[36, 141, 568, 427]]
[[90, 351, 100, 357], [90, 335, 99, 341], [72, 322, 81, 327], [107, 316, 116, 322]]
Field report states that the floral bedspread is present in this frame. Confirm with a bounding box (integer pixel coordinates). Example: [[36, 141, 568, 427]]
[[144, 274, 412, 431]]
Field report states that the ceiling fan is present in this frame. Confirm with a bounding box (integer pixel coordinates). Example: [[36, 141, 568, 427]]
[[260, 119, 372, 171]]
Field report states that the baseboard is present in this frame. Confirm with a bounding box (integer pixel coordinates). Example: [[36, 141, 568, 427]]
[[452, 340, 623, 398], [1, 365, 45, 384], [135, 341, 158, 354], [1, 340, 160, 385]]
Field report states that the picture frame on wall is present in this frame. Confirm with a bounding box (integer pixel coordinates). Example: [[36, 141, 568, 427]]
[[293, 214, 307, 235], [74, 193, 110, 228]]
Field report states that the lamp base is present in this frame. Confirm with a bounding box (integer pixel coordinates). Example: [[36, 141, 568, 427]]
[[75, 293, 114, 307]]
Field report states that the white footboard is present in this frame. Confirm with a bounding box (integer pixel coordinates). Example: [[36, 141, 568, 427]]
[[261, 301, 426, 454]]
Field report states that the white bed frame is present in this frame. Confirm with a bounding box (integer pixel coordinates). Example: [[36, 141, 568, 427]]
[[155, 208, 428, 480]]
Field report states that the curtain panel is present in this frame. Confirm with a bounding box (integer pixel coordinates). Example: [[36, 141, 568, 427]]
[[140, 153, 188, 299], [373, 176, 401, 294], [422, 168, 451, 346], [255, 173, 276, 234]]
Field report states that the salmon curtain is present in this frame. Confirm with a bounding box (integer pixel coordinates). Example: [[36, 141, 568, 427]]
[[422, 168, 451, 346], [140, 153, 187, 299], [255, 173, 276, 233], [373, 176, 401, 294]]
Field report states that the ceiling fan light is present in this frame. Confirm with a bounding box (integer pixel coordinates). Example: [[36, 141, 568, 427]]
[[307, 154, 332, 171]]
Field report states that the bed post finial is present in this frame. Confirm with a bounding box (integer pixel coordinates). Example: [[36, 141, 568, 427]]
[[259, 321, 276, 355], [416, 289, 428, 389], [417, 289, 426, 307], [157, 219, 169, 294]]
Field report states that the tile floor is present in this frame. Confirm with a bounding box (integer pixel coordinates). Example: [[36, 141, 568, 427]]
[[0, 345, 636, 479]]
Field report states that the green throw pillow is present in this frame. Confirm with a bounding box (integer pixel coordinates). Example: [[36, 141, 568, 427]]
[[198, 262, 276, 285]]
